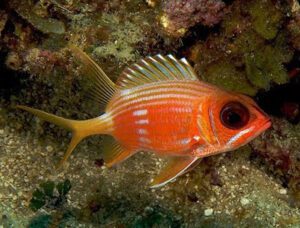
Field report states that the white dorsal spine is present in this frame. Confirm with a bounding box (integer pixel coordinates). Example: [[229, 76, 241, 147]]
[[116, 54, 199, 89]]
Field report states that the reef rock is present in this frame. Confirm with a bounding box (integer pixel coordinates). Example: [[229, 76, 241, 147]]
[[160, 0, 225, 37]]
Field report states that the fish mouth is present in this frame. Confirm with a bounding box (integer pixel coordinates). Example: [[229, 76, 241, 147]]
[[251, 105, 272, 131]]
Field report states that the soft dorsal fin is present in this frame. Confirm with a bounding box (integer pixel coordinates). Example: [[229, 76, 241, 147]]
[[69, 45, 117, 111], [116, 54, 198, 88]]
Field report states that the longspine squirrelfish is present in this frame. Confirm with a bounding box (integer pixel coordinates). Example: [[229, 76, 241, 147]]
[[17, 46, 271, 188]]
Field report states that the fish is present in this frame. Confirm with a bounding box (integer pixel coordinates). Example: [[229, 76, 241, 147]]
[[17, 46, 271, 188]]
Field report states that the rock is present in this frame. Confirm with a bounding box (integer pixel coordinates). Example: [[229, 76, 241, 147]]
[[46, 145, 53, 152], [240, 197, 250, 206], [159, 0, 225, 37], [204, 208, 214, 216]]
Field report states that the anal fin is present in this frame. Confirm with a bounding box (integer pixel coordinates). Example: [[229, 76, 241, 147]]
[[150, 156, 199, 188], [102, 136, 135, 167]]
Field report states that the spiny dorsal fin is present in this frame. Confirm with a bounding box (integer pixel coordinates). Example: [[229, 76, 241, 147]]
[[69, 45, 117, 111], [116, 54, 198, 88]]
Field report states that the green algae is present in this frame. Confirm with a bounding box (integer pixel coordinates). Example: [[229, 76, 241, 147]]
[[42, 34, 68, 51], [30, 179, 71, 212], [245, 32, 293, 90], [204, 60, 257, 95], [248, 0, 283, 40], [13, 1, 65, 35], [132, 206, 182, 228], [28, 211, 76, 228], [192, 0, 293, 94], [86, 195, 182, 227], [28, 214, 52, 228], [57, 179, 72, 196], [22, 14, 65, 35]]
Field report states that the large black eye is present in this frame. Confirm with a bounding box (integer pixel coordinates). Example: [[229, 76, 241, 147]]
[[220, 102, 250, 129]]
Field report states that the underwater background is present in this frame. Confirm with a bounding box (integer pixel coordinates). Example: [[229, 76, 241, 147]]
[[0, 0, 300, 227]]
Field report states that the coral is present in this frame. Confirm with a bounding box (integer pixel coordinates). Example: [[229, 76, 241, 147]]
[[23, 48, 67, 77], [160, 0, 225, 37], [189, 0, 293, 94]]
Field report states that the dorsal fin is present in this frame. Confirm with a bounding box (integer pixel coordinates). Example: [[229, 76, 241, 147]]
[[116, 54, 198, 88], [69, 45, 117, 111]]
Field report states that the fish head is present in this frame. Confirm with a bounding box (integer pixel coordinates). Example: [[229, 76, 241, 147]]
[[198, 91, 271, 151]]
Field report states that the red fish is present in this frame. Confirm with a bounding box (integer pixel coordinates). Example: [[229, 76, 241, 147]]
[[17, 46, 271, 188]]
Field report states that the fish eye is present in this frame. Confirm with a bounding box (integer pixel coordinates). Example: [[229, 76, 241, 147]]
[[220, 102, 250, 129]]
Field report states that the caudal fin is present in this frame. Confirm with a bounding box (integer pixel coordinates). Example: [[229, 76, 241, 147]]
[[17, 46, 116, 168], [17, 105, 112, 169]]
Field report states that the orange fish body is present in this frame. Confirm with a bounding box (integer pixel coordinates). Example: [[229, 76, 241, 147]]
[[18, 46, 271, 188], [109, 81, 206, 155]]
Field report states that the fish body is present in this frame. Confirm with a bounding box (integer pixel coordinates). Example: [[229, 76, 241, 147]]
[[18, 46, 271, 188], [108, 80, 206, 155]]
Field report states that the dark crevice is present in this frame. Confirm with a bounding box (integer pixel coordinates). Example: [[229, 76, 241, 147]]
[[0, 0, 8, 10], [255, 50, 300, 124], [223, 0, 235, 5], [178, 24, 221, 58], [0, 50, 29, 100], [255, 77, 300, 124], [285, 50, 300, 72]]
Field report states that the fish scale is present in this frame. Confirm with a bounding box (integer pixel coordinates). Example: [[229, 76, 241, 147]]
[[109, 83, 203, 154]]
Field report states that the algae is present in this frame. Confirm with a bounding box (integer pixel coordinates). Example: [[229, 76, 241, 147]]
[[28, 214, 52, 228], [28, 211, 76, 228], [191, 0, 293, 94], [93, 13, 144, 62], [132, 206, 182, 228], [204, 60, 257, 95], [13, 1, 66, 35], [245, 44, 291, 90], [248, 0, 283, 40], [30, 179, 71, 211]]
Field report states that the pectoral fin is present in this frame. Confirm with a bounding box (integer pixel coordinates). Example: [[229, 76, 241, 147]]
[[150, 156, 200, 188]]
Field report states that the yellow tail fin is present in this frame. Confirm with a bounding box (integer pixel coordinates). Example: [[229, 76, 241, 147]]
[[17, 105, 112, 169]]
